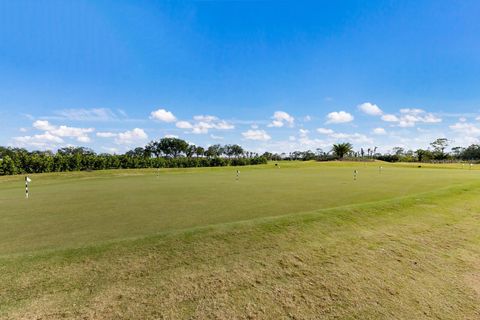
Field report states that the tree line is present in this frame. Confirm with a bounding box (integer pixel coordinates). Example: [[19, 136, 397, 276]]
[[4, 136, 480, 175], [0, 138, 267, 176], [261, 138, 480, 163]]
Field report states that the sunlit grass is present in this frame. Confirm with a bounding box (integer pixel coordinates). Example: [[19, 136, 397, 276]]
[[1, 161, 480, 318]]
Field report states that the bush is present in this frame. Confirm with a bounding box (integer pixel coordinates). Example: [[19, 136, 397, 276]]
[[0, 149, 268, 176]]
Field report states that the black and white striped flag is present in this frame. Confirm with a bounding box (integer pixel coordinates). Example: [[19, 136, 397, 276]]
[[25, 176, 31, 198]]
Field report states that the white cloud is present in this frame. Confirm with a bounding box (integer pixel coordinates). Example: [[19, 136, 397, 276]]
[[54, 108, 120, 121], [269, 120, 283, 127], [299, 129, 309, 136], [422, 113, 442, 123], [150, 108, 177, 122], [77, 136, 91, 143], [31, 120, 94, 143], [164, 134, 178, 138], [191, 122, 211, 134], [358, 102, 383, 116], [317, 128, 334, 134], [268, 111, 295, 127], [355, 102, 439, 129], [33, 120, 55, 131], [210, 134, 224, 140], [242, 129, 271, 141], [448, 121, 480, 146], [326, 111, 354, 124], [298, 137, 324, 147], [295, 129, 326, 147], [449, 122, 480, 136], [96, 132, 116, 138], [329, 132, 372, 144], [176, 115, 234, 134], [400, 108, 423, 115], [381, 114, 399, 122], [13, 132, 64, 149], [115, 128, 148, 145], [397, 109, 441, 127], [193, 115, 217, 122], [380, 109, 441, 127], [315, 127, 373, 144], [214, 120, 235, 130], [175, 121, 193, 129], [96, 128, 148, 145], [16, 132, 63, 143], [373, 127, 386, 135], [50, 125, 94, 139]]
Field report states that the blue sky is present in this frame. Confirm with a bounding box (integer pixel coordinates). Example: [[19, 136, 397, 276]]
[[1, 0, 480, 154]]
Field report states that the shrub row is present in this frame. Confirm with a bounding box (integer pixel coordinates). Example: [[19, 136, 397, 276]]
[[0, 154, 268, 176]]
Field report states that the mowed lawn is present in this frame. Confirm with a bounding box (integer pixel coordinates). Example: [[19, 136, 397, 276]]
[[1, 161, 479, 255], [1, 161, 480, 319]]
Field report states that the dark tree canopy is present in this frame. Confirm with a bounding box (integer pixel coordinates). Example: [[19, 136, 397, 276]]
[[0, 138, 267, 176]]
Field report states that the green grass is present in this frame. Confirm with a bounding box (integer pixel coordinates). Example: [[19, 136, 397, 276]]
[[2, 161, 480, 256], [1, 161, 480, 318]]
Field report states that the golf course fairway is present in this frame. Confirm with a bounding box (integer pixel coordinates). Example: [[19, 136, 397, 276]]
[[1, 161, 480, 318]]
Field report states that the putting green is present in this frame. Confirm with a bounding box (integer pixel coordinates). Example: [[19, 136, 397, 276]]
[[1, 161, 479, 255]]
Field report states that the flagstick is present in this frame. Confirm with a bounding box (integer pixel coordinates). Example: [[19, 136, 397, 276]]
[[25, 176, 29, 199]]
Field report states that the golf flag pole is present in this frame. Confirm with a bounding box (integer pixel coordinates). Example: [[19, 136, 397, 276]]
[[25, 176, 31, 199]]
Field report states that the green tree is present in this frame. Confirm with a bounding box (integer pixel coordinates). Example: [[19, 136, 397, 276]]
[[392, 147, 405, 156], [332, 143, 353, 159], [430, 138, 449, 160], [195, 146, 205, 158], [451, 146, 464, 159], [0, 155, 17, 175], [145, 141, 161, 158], [186, 144, 196, 158], [158, 138, 189, 158], [229, 144, 244, 158], [415, 149, 432, 162], [126, 147, 146, 158], [460, 144, 480, 160], [205, 144, 223, 158]]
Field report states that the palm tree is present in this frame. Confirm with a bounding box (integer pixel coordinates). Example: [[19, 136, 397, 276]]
[[332, 143, 353, 159]]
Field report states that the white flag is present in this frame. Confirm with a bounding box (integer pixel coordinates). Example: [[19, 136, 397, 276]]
[[26, 177, 31, 183]]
